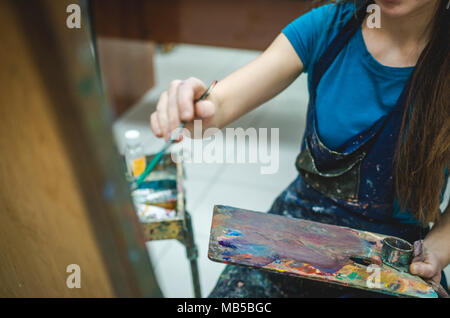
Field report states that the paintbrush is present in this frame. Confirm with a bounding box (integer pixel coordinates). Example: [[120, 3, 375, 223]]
[[133, 80, 217, 189]]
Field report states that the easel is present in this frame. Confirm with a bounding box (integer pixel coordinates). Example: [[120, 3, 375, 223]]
[[140, 154, 202, 298]]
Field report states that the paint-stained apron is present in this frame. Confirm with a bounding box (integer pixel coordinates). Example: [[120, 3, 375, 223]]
[[209, 3, 446, 297]]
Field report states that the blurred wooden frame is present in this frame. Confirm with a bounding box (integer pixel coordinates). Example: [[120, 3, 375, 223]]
[[0, 0, 162, 297], [96, 38, 156, 117]]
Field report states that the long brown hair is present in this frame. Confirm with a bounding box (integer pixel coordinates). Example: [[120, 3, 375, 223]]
[[395, 0, 450, 224], [317, 0, 450, 224]]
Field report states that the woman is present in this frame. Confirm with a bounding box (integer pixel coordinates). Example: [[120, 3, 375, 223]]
[[150, 0, 450, 297]]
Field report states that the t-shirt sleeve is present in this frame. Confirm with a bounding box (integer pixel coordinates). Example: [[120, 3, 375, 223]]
[[282, 3, 348, 73]]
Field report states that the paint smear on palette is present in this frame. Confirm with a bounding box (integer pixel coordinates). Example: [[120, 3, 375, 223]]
[[208, 205, 437, 298]]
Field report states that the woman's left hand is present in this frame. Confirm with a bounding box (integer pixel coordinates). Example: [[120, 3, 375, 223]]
[[410, 208, 450, 297], [409, 246, 442, 284]]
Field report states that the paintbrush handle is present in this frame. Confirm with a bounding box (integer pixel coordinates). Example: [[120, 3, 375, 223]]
[[134, 124, 183, 188]]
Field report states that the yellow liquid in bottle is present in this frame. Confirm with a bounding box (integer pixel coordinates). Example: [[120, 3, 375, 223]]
[[132, 156, 146, 177]]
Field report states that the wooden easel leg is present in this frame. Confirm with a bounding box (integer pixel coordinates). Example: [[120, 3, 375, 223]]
[[183, 212, 202, 298]]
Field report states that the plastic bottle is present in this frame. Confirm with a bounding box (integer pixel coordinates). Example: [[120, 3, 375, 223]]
[[124, 130, 146, 180]]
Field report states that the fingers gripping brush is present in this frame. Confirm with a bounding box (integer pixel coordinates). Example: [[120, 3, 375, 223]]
[[133, 80, 217, 189]]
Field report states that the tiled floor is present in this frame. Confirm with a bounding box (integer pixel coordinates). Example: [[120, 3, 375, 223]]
[[113, 44, 450, 298]]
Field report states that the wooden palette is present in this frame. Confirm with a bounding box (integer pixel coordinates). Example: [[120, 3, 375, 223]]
[[208, 205, 437, 298]]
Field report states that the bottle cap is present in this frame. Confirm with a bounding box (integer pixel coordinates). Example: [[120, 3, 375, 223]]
[[125, 130, 141, 146]]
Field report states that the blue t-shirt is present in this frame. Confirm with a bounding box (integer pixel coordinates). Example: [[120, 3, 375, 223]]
[[283, 2, 414, 150], [282, 2, 421, 224]]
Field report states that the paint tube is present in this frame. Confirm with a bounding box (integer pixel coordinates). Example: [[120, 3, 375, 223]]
[[132, 188, 177, 209], [146, 170, 177, 181], [136, 179, 177, 191], [135, 203, 176, 222], [132, 188, 177, 203]]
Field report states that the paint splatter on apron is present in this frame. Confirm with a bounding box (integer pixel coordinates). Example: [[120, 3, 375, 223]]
[[209, 3, 444, 297]]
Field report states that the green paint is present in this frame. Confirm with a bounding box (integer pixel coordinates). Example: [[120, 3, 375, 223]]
[[348, 272, 362, 280], [348, 272, 358, 280]]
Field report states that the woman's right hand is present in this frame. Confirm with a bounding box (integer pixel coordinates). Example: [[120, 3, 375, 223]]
[[150, 77, 216, 141], [150, 33, 304, 141]]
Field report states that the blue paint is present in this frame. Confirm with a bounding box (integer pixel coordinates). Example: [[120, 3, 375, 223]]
[[225, 230, 242, 236], [218, 240, 237, 249], [137, 179, 176, 190]]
